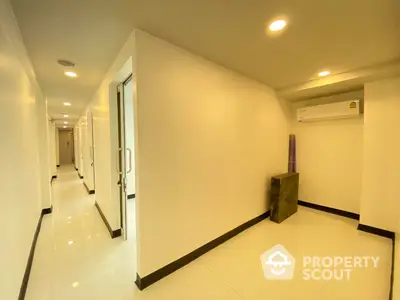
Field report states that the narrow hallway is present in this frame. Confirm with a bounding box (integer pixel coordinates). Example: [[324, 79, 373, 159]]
[[26, 165, 137, 300]]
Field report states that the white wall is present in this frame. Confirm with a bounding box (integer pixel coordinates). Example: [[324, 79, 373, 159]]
[[89, 34, 134, 230], [73, 126, 78, 169], [83, 110, 95, 191], [48, 121, 57, 177], [36, 97, 52, 209], [361, 77, 400, 232], [74, 121, 84, 176], [0, 0, 49, 298], [55, 127, 60, 166], [134, 31, 290, 276], [291, 91, 364, 214]]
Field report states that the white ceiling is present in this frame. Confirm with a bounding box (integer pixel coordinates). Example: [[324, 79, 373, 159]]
[[12, 0, 400, 125], [11, 0, 136, 127]]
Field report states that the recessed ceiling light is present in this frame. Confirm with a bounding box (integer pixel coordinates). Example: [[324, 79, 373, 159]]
[[63, 114, 68, 118], [63, 126, 67, 128], [63, 102, 71, 106], [64, 121, 68, 124], [65, 71, 77, 78], [269, 19, 287, 32], [318, 70, 331, 77], [68, 240, 74, 245]]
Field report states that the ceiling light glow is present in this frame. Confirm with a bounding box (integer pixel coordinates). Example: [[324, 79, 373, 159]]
[[64, 121, 68, 124], [318, 71, 331, 77], [64, 71, 77, 78], [63, 126, 67, 128], [63, 102, 71, 106], [63, 114, 68, 118], [269, 20, 287, 32]]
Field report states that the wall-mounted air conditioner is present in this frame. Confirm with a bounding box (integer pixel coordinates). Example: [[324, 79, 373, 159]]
[[296, 100, 361, 122]]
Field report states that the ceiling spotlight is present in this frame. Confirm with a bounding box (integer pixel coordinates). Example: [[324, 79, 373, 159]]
[[318, 70, 331, 77], [269, 19, 287, 32], [63, 126, 67, 128], [65, 71, 77, 78], [63, 114, 68, 118], [64, 121, 68, 124], [63, 102, 71, 106]]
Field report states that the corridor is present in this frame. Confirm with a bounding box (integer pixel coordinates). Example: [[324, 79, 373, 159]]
[[25, 165, 393, 300], [26, 165, 137, 300]]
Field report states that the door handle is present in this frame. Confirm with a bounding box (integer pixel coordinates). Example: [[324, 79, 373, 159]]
[[126, 148, 132, 174], [116, 148, 122, 175]]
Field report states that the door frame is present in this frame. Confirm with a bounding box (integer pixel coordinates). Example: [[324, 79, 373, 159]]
[[116, 74, 133, 240]]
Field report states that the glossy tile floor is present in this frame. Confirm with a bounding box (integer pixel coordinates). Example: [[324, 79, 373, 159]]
[[27, 165, 392, 300]]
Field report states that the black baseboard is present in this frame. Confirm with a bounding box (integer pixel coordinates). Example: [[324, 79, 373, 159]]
[[356, 224, 395, 300], [83, 182, 95, 195], [298, 200, 360, 220], [19, 207, 52, 299], [135, 210, 270, 290], [42, 206, 53, 215], [390, 237, 396, 300], [94, 201, 121, 239], [357, 224, 395, 240], [128, 194, 135, 199], [50, 175, 57, 185]]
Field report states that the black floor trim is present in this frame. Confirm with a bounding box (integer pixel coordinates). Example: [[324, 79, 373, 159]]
[[298, 200, 360, 220], [42, 206, 53, 215], [357, 224, 395, 240], [94, 201, 121, 239], [18, 207, 52, 300], [390, 237, 395, 300], [83, 182, 95, 195], [128, 194, 135, 199], [135, 210, 270, 290], [50, 175, 57, 185]]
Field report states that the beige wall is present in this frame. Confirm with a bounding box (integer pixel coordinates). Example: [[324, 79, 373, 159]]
[[48, 121, 57, 177], [291, 91, 364, 214], [0, 0, 49, 298], [361, 77, 400, 232], [83, 111, 95, 191], [134, 31, 290, 276], [87, 33, 134, 230], [55, 127, 60, 166]]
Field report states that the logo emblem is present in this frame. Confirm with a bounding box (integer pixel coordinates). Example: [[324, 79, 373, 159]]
[[260, 244, 295, 280]]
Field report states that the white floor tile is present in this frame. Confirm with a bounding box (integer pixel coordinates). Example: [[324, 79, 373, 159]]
[[26, 165, 392, 300]]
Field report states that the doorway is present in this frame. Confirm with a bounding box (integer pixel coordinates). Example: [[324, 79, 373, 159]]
[[116, 75, 136, 240], [59, 129, 74, 165]]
